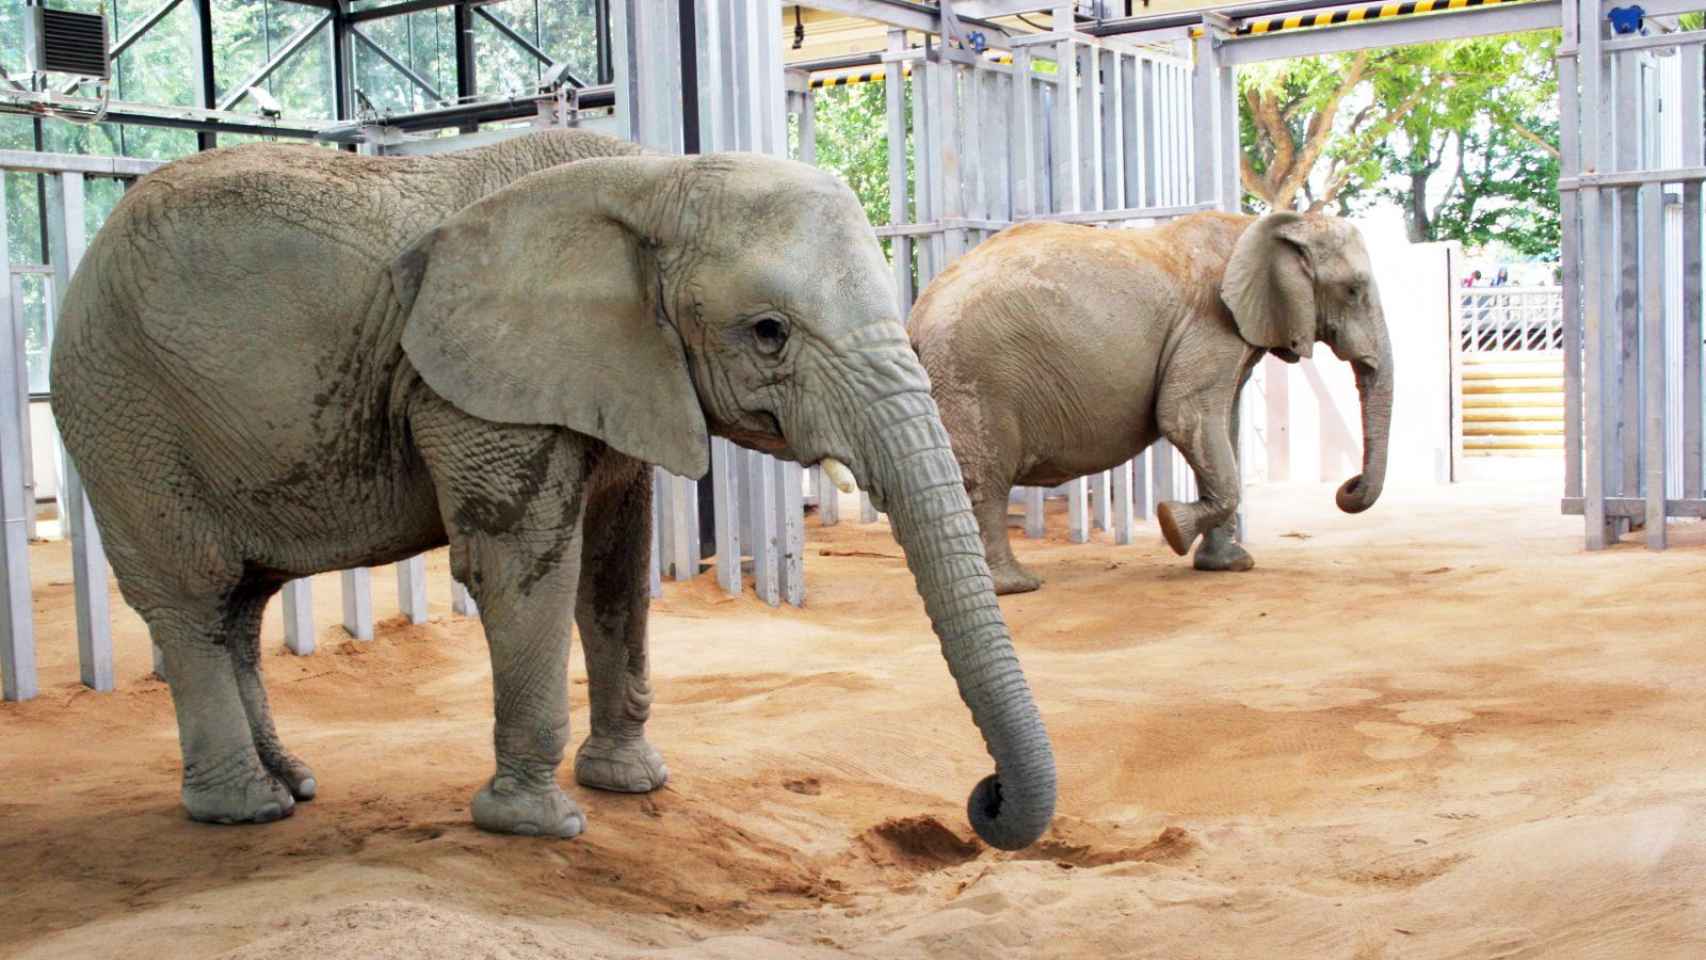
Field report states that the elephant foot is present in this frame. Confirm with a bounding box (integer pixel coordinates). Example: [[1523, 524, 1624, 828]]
[[574, 735, 669, 793], [989, 561, 1042, 596], [1193, 540, 1255, 572], [182, 766, 297, 825], [1156, 501, 1197, 556], [259, 749, 318, 802], [472, 776, 585, 838]]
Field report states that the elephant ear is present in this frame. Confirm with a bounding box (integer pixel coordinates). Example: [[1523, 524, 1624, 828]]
[[393, 156, 710, 479], [1221, 211, 1317, 360]]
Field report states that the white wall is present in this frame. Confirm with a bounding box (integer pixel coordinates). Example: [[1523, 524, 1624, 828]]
[[1254, 212, 1455, 488]]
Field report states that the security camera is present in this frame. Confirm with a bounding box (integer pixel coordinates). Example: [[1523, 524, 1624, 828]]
[[248, 85, 283, 119]]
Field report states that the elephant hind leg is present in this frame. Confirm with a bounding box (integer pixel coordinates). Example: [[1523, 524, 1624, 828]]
[[970, 483, 1041, 596], [226, 582, 318, 800], [151, 598, 298, 825], [1192, 521, 1254, 572]]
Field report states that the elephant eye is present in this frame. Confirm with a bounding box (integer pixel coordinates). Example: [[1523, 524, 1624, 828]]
[[752, 316, 789, 356]]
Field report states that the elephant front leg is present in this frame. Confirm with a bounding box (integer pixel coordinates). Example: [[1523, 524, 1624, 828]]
[[416, 400, 590, 838], [573, 461, 668, 794], [1156, 405, 1243, 562], [464, 530, 586, 838], [1191, 395, 1254, 573]]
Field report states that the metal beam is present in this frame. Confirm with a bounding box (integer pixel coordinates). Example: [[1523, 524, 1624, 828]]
[[216, 14, 334, 110], [797, 0, 1012, 46], [453, 1, 477, 128], [190, 0, 219, 149], [0, 173, 35, 702], [352, 28, 446, 103], [1220, 0, 1561, 64], [0, 149, 163, 177], [0, 89, 326, 138]]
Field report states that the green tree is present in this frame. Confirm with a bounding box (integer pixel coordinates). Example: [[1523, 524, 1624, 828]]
[[808, 79, 904, 229], [1374, 32, 1558, 253], [1239, 31, 1560, 245]]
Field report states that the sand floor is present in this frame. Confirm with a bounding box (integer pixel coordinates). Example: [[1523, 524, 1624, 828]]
[[3, 479, 1705, 959]]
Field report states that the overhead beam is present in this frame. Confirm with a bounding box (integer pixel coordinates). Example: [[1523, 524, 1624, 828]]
[[0, 149, 164, 177], [1218, 0, 1561, 63], [0, 91, 326, 138], [796, 0, 1013, 46]]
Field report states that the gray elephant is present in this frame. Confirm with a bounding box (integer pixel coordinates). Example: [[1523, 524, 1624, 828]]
[[51, 129, 1055, 849], [908, 212, 1392, 595]]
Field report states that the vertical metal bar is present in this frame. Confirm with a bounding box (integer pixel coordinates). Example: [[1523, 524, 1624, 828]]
[[1559, 42, 1584, 499], [712, 438, 742, 595], [8, 275, 33, 543], [1643, 181, 1667, 547], [332, 2, 354, 122], [1103, 48, 1125, 210], [0, 172, 34, 701], [340, 568, 373, 640], [1066, 480, 1089, 543], [595, 0, 613, 84], [451, 579, 478, 617], [453, 1, 478, 130], [1011, 45, 1036, 218], [282, 578, 314, 655], [775, 458, 804, 606], [1023, 486, 1045, 539], [912, 49, 938, 281], [886, 30, 914, 309], [1091, 470, 1109, 532], [1079, 42, 1100, 212], [396, 555, 427, 624], [668, 473, 697, 582], [46, 171, 113, 690], [934, 57, 965, 267], [1682, 44, 1703, 500], [1051, 25, 1082, 216], [190, 0, 218, 150], [1579, 0, 1609, 548], [817, 466, 841, 525], [1110, 459, 1133, 544], [1131, 450, 1149, 521], [747, 449, 779, 605], [860, 491, 878, 523], [1153, 439, 1175, 505], [1616, 53, 1640, 500]]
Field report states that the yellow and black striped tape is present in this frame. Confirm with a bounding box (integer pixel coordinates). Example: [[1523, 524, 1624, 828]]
[[809, 52, 1014, 89], [1237, 0, 1516, 35]]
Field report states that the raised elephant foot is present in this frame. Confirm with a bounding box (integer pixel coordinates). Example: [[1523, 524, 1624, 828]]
[[574, 735, 669, 793], [989, 561, 1042, 596], [1193, 539, 1255, 572], [182, 768, 297, 825], [1155, 501, 1196, 556], [260, 751, 318, 801], [472, 776, 586, 838]]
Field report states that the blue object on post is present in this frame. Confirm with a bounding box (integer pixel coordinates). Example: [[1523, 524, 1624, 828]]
[[1608, 5, 1646, 35]]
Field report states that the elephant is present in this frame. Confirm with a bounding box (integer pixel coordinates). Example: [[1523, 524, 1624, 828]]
[[50, 129, 1056, 849], [908, 211, 1392, 595]]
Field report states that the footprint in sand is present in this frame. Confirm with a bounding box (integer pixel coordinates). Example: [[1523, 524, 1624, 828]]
[[1234, 686, 1381, 713], [1353, 721, 1441, 760], [1386, 701, 1476, 725]]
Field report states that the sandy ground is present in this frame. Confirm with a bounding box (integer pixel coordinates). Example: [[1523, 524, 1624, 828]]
[[3, 478, 1706, 959]]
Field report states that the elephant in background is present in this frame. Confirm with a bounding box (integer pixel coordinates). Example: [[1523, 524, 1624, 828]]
[[51, 130, 1055, 848], [908, 212, 1392, 595]]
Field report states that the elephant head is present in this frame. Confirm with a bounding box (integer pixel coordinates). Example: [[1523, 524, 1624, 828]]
[[388, 153, 1055, 850], [1221, 212, 1392, 515]]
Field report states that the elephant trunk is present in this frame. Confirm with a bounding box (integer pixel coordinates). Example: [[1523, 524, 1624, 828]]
[[1336, 315, 1392, 514], [857, 384, 1057, 851]]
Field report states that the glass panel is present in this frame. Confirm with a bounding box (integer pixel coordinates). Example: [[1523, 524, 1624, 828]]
[[17, 274, 53, 394], [83, 176, 126, 238], [535, 0, 598, 86], [4, 171, 45, 266], [473, 3, 542, 99], [215, 0, 274, 105], [113, 1, 198, 109], [269, 31, 334, 119], [0, 0, 26, 78]]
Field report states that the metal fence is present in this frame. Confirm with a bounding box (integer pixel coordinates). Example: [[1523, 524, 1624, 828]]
[[1459, 286, 1565, 353], [1559, 0, 1706, 550]]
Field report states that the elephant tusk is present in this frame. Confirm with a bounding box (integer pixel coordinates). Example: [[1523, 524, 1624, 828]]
[[820, 457, 858, 494]]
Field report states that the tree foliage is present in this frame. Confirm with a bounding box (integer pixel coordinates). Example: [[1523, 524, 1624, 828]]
[[1238, 32, 1562, 258]]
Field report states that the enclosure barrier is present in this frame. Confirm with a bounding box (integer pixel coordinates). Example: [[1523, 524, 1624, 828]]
[[1558, 0, 1706, 548]]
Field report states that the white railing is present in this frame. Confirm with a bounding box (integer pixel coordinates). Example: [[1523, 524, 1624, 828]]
[[1458, 286, 1564, 353], [1460, 289, 1562, 356]]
